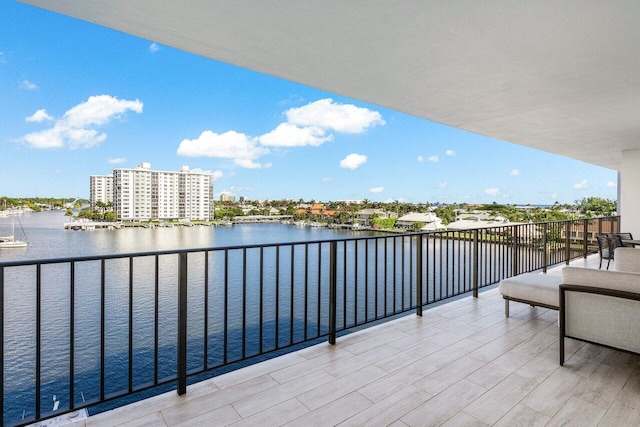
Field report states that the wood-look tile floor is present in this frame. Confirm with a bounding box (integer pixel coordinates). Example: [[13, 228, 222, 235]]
[[71, 256, 640, 426]]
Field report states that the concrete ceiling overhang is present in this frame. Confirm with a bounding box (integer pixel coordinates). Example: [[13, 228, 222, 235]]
[[18, 0, 640, 171]]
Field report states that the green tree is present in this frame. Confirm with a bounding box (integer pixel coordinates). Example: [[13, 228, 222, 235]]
[[411, 221, 425, 231], [435, 204, 457, 225], [575, 197, 617, 217]]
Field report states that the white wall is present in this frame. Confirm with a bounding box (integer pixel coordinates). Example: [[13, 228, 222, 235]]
[[620, 150, 640, 237]]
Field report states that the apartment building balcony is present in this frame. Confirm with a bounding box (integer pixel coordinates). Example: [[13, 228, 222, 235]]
[[2, 217, 635, 426]]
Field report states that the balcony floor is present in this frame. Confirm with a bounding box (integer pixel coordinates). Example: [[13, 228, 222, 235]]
[[79, 255, 640, 426]]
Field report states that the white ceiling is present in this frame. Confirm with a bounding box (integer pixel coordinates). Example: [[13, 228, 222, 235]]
[[19, 1, 640, 171]]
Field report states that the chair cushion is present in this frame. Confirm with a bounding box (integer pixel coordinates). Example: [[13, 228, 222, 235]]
[[499, 273, 561, 307]]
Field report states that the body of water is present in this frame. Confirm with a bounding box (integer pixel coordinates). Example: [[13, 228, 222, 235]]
[[0, 210, 375, 262], [1, 211, 385, 424]]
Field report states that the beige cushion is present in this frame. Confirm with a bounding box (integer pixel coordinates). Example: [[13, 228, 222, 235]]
[[562, 266, 640, 293], [614, 247, 640, 273], [499, 273, 561, 307]]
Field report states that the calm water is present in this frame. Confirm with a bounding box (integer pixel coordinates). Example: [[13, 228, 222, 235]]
[[0, 210, 373, 262], [1, 211, 384, 423]]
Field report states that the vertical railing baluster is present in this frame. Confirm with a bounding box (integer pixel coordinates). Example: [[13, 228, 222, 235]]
[[512, 225, 519, 277], [393, 237, 397, 313], [401, 236, 405, 311], [343, 241, 347, 329], [259, 247, 264, 353], [275, 246, 280, 349], [565, 221, 571, 264], [128, 257, 133, 393], [583, 219, 589, 258], [409, 235, 413, 309], [365, 240, 369, 321], [416, 234, 423, 316], [384, 238, 388, 315], [70, 261, 75, 410], [317, 244, 321, 337], [354, 241, 358, 325], [101, 259, 106, 399], [35, 264, 41, 420], [223, 250, 229, 363], [304, 244, 308, 341], [203, 252, 208, 370], [473, 230, 479, 298], [290, 245, 295, 345], [375, 238, 379, 319], [177, 252, 188, 396], [328, 241, 337, 345], [242, 248, 247, 359], [543, 223, 549, 273]]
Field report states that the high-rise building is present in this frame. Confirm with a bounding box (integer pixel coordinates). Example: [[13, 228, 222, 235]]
[[89, 174, 114, 208], [111, 163, 213, 221], [220, 193, 236, 202]]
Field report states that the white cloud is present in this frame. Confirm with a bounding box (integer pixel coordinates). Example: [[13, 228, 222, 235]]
[[428, 155, 439, 163], [322, 177, 334, 182], [439, 182, 448, 188], [510, 169, 520, 177], [149, 42, 160, 53], [369, 186, 384, 193], [178, 98, 384, 169], [417, 155, 424, 163], [446, 150, 456, 156], [574, 179, 588, 189], [285, 98, 385, 134], [22, 95, 143, 149], [485, 188, 500, 196], [108, 157, 127, 164], [258, 122, 332, 147], [212, 170, 224, 180], [551, 193, 558, 199], [20, 80, 38, 90], [606, 181, 616, 188], [340, 153, 367, 170], [177, 130, 269, 169], [25, 109, 53, 123]]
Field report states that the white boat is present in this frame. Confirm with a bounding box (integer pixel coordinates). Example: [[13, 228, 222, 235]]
[[0, 210, 28, 248]]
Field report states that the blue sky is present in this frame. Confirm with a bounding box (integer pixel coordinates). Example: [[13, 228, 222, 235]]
[[1, 1, 618, 205]]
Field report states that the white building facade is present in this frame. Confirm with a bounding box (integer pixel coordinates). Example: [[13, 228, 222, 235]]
[[112, 163, 213, 221], [89, 174, 114, 208]]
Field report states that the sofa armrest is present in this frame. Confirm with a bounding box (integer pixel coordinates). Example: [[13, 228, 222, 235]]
[[562, 266, 640, 293], [559, 283, 640, 365]]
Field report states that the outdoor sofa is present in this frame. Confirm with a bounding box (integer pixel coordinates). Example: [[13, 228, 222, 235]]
[[560, 247, 640, 365]]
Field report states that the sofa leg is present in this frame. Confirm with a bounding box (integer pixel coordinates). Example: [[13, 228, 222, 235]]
[[505, 298, 510, 318]]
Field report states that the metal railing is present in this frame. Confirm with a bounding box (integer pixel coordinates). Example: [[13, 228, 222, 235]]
[[0, 216, 619, 426]]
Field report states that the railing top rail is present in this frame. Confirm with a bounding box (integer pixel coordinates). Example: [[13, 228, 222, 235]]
[[0, 216, 618, 268]]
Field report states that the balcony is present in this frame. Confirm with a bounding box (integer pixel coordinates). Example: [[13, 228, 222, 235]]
[[0, 217, 631, 426], [83, 264, 640, 426]]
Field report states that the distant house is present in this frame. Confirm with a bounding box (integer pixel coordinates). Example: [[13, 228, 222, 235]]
[[395, 212, 444, 230], [355, 209, 397, 226], [446, 215, 512, 230]]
